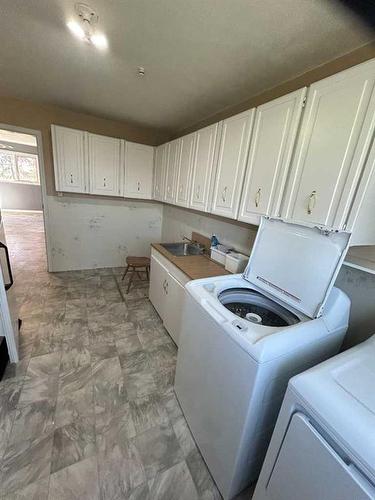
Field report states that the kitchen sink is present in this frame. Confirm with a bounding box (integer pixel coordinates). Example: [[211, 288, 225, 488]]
[[161, 242, 205, 256]]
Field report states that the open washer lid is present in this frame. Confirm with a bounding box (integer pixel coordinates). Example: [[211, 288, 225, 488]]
[[243, 218, 351, 318]]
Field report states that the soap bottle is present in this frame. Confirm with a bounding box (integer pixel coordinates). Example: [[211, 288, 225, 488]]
[[211, 234, 219, 247]]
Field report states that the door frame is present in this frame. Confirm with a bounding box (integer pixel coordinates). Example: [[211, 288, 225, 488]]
[[0, 123, 53, 271]]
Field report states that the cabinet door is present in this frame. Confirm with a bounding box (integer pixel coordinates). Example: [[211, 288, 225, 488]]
[[176, 133, 196, 207], [153, 144, 167, 200], [211, 110, 255, 219], [164, 272, 186, 345], [149, 254, 169, 320], [282, 59, 375, 228], [164, 140, 180, 203], [190, 123, 220, 212], [239, 89, 306, 225], [51, 125, 87, 193], [124, 141, 154, 199], [88, 133, 121, 196]]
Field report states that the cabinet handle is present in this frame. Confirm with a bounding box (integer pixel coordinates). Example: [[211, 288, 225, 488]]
[[307, 190, 317, 214], [70, 173, 73, 184], [162, 279, 166, 292], [137, 181, 141, 192], [196, 185, 200, 199], [103, 177, 106, 187], [222, 186, 228, 203], [165, 281, 168, 294], [255, 188, 261, 208]]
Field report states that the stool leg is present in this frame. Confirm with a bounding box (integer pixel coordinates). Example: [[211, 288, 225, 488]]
[[136, 271, 142, 280], [121, 265, 129, 281], [146, 266, 149, 280], [127, 267, 135, 294]]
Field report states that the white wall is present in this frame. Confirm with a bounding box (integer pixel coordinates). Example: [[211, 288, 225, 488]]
[[162, 204, 257, 255], [161, 205, 375, 349], [46, 195, 162, 272], [0, 182, 42, 210]]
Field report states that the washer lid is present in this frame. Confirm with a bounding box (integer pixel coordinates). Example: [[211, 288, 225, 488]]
[[243, 218, 351, 318]]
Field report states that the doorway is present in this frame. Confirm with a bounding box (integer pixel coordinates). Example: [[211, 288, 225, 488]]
[[0, 126, 50, 273], [0, 125, 51, 364]]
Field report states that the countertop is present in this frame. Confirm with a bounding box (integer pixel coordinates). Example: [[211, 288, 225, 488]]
[[151, 243, 230, 280]]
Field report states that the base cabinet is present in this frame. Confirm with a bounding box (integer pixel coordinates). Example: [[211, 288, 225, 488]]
[[149, 249, 189, 346]]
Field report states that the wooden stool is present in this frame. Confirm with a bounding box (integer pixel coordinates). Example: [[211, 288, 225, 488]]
[[122, 256, 150, 294]]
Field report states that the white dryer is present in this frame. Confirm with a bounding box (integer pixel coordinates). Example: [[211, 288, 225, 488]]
[[253, 335, 375, 500], [174, 218, 351, 499]]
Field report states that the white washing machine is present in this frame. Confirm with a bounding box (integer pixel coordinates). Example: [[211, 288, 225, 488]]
[[174, 218, 351, 500], [253, 335, 375, 500]]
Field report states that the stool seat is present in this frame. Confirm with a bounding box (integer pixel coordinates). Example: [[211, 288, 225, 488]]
[[122, 256, 151, 293], [126, 256, 150, 267]]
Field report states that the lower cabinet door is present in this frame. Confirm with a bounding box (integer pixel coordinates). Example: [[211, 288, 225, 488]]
[[163, 272, 186, 346], [266, 412, 375, 500], [149, 255, 169, 320]]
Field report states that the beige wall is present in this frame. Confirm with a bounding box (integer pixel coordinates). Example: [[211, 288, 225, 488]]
[[0, 95, 170, 196]]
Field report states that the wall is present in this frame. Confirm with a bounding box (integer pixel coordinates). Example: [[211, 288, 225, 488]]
[[161, 205, 375, 349], [46, 195, 162, 272], [336, 266, 375, 349], [161, 205, 257, 255], [0, 95, 170, 197], [0, 182, 42, 210]]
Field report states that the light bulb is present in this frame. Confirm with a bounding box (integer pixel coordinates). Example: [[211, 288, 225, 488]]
[[90, 32, 108, 50], [67, 20, 86, 40]]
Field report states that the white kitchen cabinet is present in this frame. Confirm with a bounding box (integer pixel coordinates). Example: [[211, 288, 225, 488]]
[[149, 253, 169, 320], [153, 143, 168, 201], [124, 141, 154, 199], [346, 116, 375, 245], [190, 122, 221, 212], [88, 133, 122, 196], [149, 248, 189, 346], [211, 110, 255, 219], [51, 125, 87, 193], [282, 59, 375, 228], [239, 89, 306, 225], [176, 132, 196, 207], [162, 272, 186, 345], [164, 139, 180, 204]]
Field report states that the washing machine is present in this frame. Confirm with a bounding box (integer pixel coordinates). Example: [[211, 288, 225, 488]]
[[174, 217, 351, 500], [253, 335, 375, 500]]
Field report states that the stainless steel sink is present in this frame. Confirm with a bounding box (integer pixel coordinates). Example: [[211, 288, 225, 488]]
[[161, 242, 205, 256]]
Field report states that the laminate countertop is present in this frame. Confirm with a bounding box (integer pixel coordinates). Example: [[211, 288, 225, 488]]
[[151, 243, 230, 280]]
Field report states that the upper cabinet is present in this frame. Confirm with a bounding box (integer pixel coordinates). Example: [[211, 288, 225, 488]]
[[88, 133, 122, 197], [175, 132, 196, 207], [164, 140, 180, 204], [211, 110, 255, 219], [239, 89, 306, 225], [153, 144, 168, 201], [51, 125, 87, 193], [190, 123, 221, 212], [124, 142, 154, 199], [282, 59, 375, 229]]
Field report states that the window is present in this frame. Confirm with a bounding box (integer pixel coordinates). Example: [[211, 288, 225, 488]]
[[0, 151, 39, 185]]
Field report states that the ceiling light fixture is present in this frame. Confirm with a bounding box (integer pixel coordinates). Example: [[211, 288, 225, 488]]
[[67, 3, 108, 50]]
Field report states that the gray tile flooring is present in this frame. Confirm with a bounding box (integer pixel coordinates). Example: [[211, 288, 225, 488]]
[[0, 211, 254, 500]]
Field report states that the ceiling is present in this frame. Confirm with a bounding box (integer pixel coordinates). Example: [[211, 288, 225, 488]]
[[0, 0, 373, 134]]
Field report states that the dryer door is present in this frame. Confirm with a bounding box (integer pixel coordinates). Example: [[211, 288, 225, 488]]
[[266, 412, 375, 500]]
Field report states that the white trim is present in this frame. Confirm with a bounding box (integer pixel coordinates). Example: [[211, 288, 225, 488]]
[[0, 123, 53, 272]]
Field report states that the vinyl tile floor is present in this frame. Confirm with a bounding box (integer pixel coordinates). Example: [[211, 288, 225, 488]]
[[0, 211, 255, 500]]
